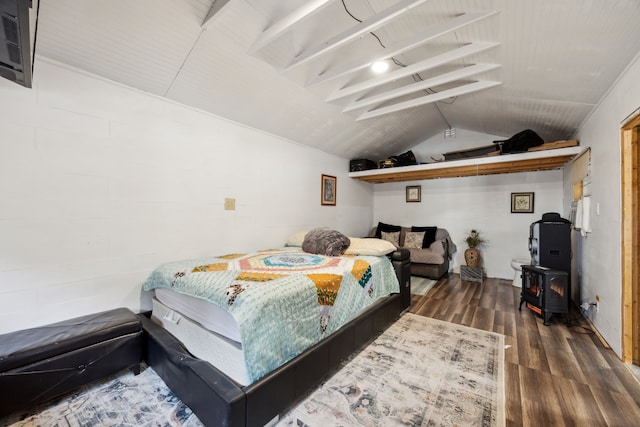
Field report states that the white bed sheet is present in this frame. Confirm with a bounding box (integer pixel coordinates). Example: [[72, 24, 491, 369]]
[[155, 287, 242, 343]]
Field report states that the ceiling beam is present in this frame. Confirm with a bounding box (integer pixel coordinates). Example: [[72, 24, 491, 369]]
[[248, 0, 334, 54], [343, 63, 500, 112], [306, 11, 498, 87], [356, 80, 501, 120], [327, 42, 498, 101], [284, 0, 433, 72], [201, 0, 233, 29]]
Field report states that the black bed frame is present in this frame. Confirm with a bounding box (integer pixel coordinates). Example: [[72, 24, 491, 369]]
[[140, 249, 411, 427]]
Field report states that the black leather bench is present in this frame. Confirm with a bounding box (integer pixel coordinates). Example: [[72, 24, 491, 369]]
[[0, 308, 143, 418]]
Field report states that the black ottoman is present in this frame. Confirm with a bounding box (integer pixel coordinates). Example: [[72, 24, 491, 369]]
[[0, 308, 143, 418]]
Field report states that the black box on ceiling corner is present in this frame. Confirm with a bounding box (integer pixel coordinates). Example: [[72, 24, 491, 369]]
[[350, 159, 377, 172]]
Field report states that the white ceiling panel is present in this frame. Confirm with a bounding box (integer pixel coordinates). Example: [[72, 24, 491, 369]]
[[30, 0, 640, 160], [37, 0, 212, 96]]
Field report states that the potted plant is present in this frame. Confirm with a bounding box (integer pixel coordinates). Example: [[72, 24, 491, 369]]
[[464, 229, 487, 267]]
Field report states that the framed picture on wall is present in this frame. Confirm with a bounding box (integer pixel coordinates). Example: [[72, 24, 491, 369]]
[[511, 192, 534, 213], [406, 185, 421, 203], [321, 174, 337, 206]]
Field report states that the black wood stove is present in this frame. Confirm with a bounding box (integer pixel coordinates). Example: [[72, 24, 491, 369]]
[[518, 265, 569, 325], [519, 212, 572, 325]]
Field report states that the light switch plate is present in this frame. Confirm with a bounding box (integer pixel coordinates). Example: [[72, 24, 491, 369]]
[[224, 198, 236, 210]]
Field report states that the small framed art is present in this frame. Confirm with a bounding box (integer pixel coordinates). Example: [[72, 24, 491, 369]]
[[406, 185, 421, 203], [321, 174, 337, 206], [511, 192, 534, 213]]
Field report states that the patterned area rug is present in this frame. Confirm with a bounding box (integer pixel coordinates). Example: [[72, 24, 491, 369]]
[[277, 313, 505, 427], [411, 276, 437, 296], [4, 366, 204, 427], [4, 315, 504, 427]]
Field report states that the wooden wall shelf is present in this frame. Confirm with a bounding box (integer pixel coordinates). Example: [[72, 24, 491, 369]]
[[349, 146, 585, 183]]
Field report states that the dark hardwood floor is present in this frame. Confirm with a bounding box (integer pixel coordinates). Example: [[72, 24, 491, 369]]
[[410, 274, 640, 427]]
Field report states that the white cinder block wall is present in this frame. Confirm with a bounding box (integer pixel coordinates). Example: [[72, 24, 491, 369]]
[[564, 51, 640, 358], [373, 177, 564, 280], [373, 129, 565, 280], [0, 59, 374, 334]]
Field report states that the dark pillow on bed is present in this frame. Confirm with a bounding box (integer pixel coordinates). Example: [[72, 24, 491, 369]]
[[302, 228, 351, 256], [411, 226, 438, 248], [374, 222, 401, 239]]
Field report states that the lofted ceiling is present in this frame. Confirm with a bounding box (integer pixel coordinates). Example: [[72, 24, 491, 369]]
[[34, 0, 640, 160]]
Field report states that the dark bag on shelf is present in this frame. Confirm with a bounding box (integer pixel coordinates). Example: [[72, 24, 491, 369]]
[[444, 144, 500, 161], [391, 150, 417, 167], [494, 129, 544, 154], [349, 159, 377, 172]]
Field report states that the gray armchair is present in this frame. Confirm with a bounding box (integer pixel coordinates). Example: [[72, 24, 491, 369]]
[[369, 226, 456, 280]]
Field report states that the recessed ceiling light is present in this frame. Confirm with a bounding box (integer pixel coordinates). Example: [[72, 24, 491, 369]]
[[371, 60, 389, 73]]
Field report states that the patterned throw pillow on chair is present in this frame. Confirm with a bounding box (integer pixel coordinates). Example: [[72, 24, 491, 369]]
[[374, 222, 401, 238], [380, 231, 400, 248], [411, 226, 438, 248], [404, 231, 425, 249]]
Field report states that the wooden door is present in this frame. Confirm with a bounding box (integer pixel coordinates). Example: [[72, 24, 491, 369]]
[[621, 116, 640, 364]]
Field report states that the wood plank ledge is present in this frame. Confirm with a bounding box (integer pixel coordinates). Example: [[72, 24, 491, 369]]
[[349, 146, 585, 183]]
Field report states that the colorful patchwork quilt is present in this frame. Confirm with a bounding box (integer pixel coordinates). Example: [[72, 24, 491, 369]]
[[143, 249, 399, 383]]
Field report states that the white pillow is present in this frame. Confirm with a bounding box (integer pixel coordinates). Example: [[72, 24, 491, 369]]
[[286, 230, 308, 247], [344, 237, 397, 256]]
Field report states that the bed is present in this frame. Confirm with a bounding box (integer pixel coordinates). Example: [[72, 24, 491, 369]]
[[141, 245, 411, 427]]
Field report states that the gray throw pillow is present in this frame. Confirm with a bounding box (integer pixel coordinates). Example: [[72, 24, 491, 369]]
[[302, 228, 351, 256]]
